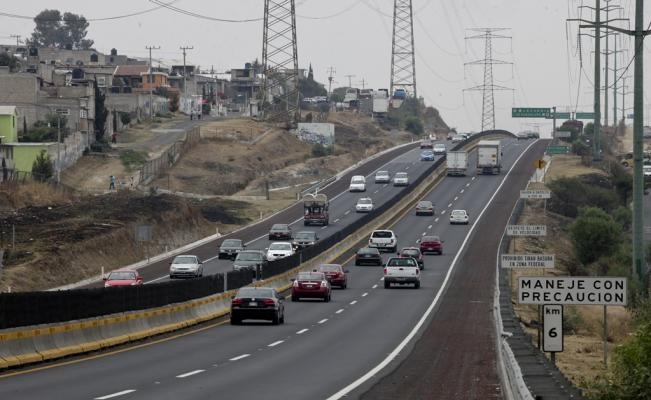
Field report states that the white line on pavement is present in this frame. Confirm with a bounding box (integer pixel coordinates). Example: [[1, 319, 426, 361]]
[[435, 218, 439, 222], [268, 340, 284, 347], [297, 328, 309, 334], [441, 210, 447, 215], [460, 189, 464, 193], [466, 183, 471, 187], [427, 225, 432, 229], [229, 354, 251, 361], [334, 218, 340, 223], [350, 300, 357, 305], [321, 226, 328, 230], [363, 292, 370, 296], [318, 318, 328, 324], [95, 390, 137, 400], [447, 203, 452, 208], [335, 309, 344, 314], [422, 232, 427, 236], [176, 370, 205, 378], [345, 210, 350, 215], [472, 176, 476, 180], [145, 276, 167, 284], [454, 196, 458, 201], [374, 190, 379, 194]]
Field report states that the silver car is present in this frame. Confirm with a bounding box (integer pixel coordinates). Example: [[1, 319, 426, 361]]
[[375, 170, 391, 184], [169, 255, 204, 279], [393, 172, 409, 186]]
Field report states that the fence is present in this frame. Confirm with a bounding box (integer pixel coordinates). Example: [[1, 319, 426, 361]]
[[139, 126, 201, 185]]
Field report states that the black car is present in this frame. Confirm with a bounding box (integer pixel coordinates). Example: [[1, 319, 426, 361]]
[[292, 231, 318, 250], [218, 238, 245, 259], [233, 250, 268, 272], [355, 247, 383, 266], [269, 223, 292, 240], [230, 287, 285, 325]]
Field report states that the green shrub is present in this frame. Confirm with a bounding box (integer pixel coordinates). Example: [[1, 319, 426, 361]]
[[570, 207, 622, 265], [31, 149, 53, 182], [311, 143, 330, 157], [119, 150, 148, 170], [612, 206, 632, 231], [404, 116, 424, 135], [548, 177, 619, 218], [120, 113, 131, 126]]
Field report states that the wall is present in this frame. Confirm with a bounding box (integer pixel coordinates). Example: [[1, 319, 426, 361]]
[[12, 143, 52, 173], [296, 123, 335, 146], [0, 113, 17, 143]]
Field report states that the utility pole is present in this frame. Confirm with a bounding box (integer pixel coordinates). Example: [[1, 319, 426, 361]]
[[464, 28, 513, 132], [56, 114, 61, 183], [390, 0, 417, 98], [9, 34, 21, 47], [344, 74, 355, 88], [180, 46, 194, 95], [262, 0, 300, 128], [326, 66, 336, 95], [358, 78, 366, 89], [145, 45, 161, 120], [607, 40, 628, 128], [581, 0, 651, 288]]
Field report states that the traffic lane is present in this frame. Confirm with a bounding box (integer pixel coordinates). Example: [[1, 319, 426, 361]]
[[80, 142, 424, 287]]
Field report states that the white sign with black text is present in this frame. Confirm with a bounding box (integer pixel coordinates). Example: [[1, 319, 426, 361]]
[[543, 304, 564, 352], [518, 277, 627, 305], [506, 225, 547, 236], [501, 254, 555, 269], [520, 190, 551, 199]]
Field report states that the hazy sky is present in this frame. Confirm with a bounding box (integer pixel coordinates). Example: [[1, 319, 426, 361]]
[[1, 0, 650, 134]]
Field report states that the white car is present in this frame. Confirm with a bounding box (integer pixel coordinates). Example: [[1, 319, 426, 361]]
[[449, 209, 469, 225], [368, 229, 397, 252], [355, 197, 374, 212], [375, 170, 391, 184], [266, 242, 295, 261], [432, 143, 447, 155], [349, 175, 366, 192], [170, 255, 203, 279], [451, 134, 466, 143], [393, 172, 409, 186]]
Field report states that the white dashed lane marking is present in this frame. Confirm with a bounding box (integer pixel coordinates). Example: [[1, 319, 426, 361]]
[[334, 218, 340, 223], [297, 329, 309, 334], [336, 309, 344, 314], [318, 319, 328, 324], [176, 370, 205, 378], [441, 210, 447, 215], [229, 354, 250, 361], [268, 340, 284, 347], [345, 210, 350, 215], [435, 218, 439, 222], [350, 300, 357, 305], [460, 189, 464, 193], [95, 390, 137, 400], [427, 225, 432, 229], [447, 203, 452, 208]]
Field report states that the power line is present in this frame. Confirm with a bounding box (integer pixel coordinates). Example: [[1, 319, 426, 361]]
[[0, 2, 179, 22]]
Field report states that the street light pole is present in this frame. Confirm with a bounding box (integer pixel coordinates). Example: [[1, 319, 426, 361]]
[[632, 0, 645, 284], [57, 114, 60, 183]]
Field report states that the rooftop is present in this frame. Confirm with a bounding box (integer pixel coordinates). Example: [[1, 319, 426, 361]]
[[0, 106, 17, 115]]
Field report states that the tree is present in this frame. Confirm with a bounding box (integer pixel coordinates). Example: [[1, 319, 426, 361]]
[[29, 9, 94, 49], [404, 116, 424, 135], [31, 149, 54, 182], [0, 53, 20, 72], [94, 79, 108, 141], [584, 122, 594, 137], [169, 92, 180, 113], [570, 207, 622, 265]]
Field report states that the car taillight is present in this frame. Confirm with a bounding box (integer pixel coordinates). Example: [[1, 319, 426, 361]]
[[263, 298, 275, 305], [383, 268, 387, 274], [232, 298, 244, 305], [320, 280, 328, 287]]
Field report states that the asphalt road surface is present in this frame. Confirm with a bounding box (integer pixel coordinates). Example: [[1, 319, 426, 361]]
[[0, 138, 544, 400]]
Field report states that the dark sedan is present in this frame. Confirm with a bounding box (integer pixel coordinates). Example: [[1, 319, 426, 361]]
[[399, 247, 424, 269], [292, 231, 318, 250], [355, 247, 383, 266], [230, 287, 285, 325], [415, 200, 435, 216], [269, 223, 292, 240], [218, 238, 245, 259]]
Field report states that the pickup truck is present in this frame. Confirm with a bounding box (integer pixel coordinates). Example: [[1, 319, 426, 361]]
[[383, 257, 420, 289]]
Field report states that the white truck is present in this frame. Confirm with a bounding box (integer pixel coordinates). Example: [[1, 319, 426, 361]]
[[383, 257, 420, 289], [476, 140, 502, 175], [368, 229, 397, 252], [446, 150, 468, 176]]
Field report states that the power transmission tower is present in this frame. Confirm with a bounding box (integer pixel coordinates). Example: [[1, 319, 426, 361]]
[[390, 0, 417, 98], [261, 0, 300, 128], [180, 46, 194, 95], [145, 45, 161, 120], [464, 29, 513, 132], [344, 74, 355, 88], [9, 34, 21, 47], [326, 66, 336, 95]]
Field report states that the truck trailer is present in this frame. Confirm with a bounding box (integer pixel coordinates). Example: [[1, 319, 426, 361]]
[[476, 140, 502, 175], [446, 150, 468, 176]]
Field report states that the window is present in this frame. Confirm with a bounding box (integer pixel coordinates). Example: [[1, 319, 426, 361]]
[[97, 76, 106, 87], [90, 53, 98, 63], [80, 109, 88, 119]]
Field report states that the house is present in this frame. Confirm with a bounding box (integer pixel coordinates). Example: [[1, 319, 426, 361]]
[[112, 65, 150, 93], [0, 106, 18, 143]]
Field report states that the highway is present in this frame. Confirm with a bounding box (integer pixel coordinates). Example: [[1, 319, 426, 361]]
[[0, 137, 542, 399]]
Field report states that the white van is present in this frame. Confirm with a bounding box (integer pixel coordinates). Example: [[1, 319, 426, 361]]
[[349, 175, 366, 192]]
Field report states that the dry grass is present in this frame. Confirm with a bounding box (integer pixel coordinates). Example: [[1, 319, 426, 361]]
[[0, 182, 72, 210]]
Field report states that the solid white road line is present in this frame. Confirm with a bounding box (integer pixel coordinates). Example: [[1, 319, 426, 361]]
[[268, 340, 284, 347], [145, 276, 167, 284], [176, 370, 205, 378], [95, 390, 137, 400], [297, 328, 309, 334], [350, 300, 357, 305], [326, 140, 538, 400], [336, 309, 344, 314], [229, 354, 251, 361], [345, 210, 351, 215], [318, 319, 328, 324]]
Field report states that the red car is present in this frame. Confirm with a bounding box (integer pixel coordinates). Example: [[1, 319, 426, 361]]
[[419, 235, 443, 255], [399, 247, 424, 269], [316, 264, 348, 289], [103, 269, 143, 287], [291, 271, 331, 302]]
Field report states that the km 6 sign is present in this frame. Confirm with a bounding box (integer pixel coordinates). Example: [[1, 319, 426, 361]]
[[518, 277, 627, 305]]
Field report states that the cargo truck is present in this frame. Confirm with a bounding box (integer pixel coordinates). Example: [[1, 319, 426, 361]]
[[446, 150, 468, 176], [303, 193, 329, 226], [476, 140, 502, 175]]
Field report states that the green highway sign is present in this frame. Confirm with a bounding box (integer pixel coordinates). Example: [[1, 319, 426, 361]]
[[546, 146, 570, 155], [512, 107, 551, 118], [575, 112, 595, 119], [546, 112, 571, 119]]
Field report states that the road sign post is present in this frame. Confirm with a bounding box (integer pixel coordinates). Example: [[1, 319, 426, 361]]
[[543, 304, 563, 364]]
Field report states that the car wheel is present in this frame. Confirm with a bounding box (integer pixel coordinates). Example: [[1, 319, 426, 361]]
[[355, 261, 360, 266], [291, 296, 298, 302], [384, 281, 390, 289], [325, 294, 331, 302], [415, 281, 420, 289], [280, 311, 285, 324], [230, 317, 240, 325], [342, 283, 347, 289], [169, 274, 174, 279], [272, 311, 280, 325], [217, 254, 223, 260]]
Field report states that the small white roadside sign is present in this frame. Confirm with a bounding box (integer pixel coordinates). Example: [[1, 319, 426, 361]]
[[518, 277, 627, 305], [543, 304, 563, 352], [520, 190, 551, 199], [506, 225, 547, 236], [501, 254, 555, 269]]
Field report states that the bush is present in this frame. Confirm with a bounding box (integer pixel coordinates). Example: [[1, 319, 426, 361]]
[[120, 113, 131, 126], [548, 177, 619, 218], [119, 150, 148, 170], [405, 116, 424, 135], [612, 206, 632, 231], [311, 143, 330, 157], [169, 92, 180, 113], [570, 207, 622, 265], [31, 149, 54, 182]]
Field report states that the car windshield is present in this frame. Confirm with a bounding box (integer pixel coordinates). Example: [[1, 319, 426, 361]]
[[295, 232, 315, 239], [423, 236, 440, 242], [452, 210, 466, 216], [317, 264, 341, 272], [358, 199, 372, 205], [395, 173, 407, 178], [236, 252, 262, 261], [418, 201, 432, 207], [222, 239, 242, 247], [377, 171, 389, 177], [298, 272, 325, 280], [372, 231, 392, 238], [388, 258, 417, 266], [401, 249, 419, 257], [269, 243, 292, 251], [352, 177, 364, 183], [271, 224, 287, 231], [236, 288, 273, 298], [434, 144, 445, 149], [173, 256, 196, 264], [358, 247, 378, 255], [108, 271, 136, 280]]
